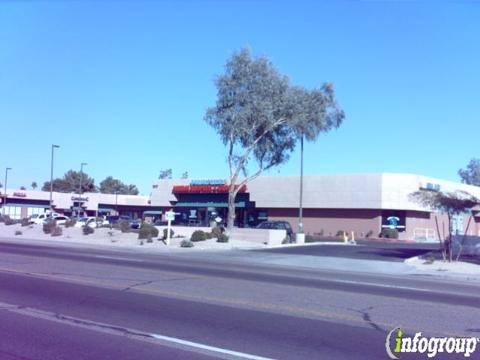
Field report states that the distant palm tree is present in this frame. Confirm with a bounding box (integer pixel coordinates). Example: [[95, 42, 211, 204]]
[[31, 181, 38, 190]]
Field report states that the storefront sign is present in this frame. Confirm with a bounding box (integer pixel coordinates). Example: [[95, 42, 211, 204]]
[[13, 192, 26, 197], [71, 196, 89, 202], [381, 213, 406, 231], [190, 179, 225, 186], [419, 182, 440, 192], [172, 184, 247, 194]]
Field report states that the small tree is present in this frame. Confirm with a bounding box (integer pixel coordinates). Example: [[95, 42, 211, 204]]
[[181, 171, 189, 179], [205, 48, 344, 231], [409, 190, 479, 262], [31, 181, 38, 190], [159, 169, 172, 179], [458, 158, 480, 186], [20, 186, 26, 190]]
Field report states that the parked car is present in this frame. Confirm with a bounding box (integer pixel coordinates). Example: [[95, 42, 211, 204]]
[[43, 215, 69, 226], [30, 213, 61, 225], [256, 221, 295, 243], [74, 217, 97, 228], [130, 219, 143, 229]]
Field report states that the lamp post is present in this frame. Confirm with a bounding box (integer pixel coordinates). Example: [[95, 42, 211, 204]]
[[297, 135, 305, 244], [79, 162, 87, 195], [115, 191, 118, 216], [77, 162, 87, 217], [50, 144, 60, 213], [3, 167, 12, 216]]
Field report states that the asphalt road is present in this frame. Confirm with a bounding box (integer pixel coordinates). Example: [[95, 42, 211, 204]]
[[0, 240, 479, 359], [256, 240, 439, 262]]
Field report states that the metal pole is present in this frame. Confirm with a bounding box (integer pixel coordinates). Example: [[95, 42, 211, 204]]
[[115, 191, 118, 216], [298, 135, 304, 233], [3, 167, 11, 216], [50, 145, 59, 213], [79, 163, 87, 195]]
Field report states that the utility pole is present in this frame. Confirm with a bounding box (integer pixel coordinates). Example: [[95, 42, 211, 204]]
[[3, 167, 11, 216], [50, 144, 60, 213]]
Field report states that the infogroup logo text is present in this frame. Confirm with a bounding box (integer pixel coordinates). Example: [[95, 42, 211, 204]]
[[385, 327, 479, 359]]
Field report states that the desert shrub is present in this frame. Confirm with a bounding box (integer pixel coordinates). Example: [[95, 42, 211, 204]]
[[51, 226, 63, 237], [282, 237, 290, 244], [335, 230, 346, 237], [365, 230, 374, 238], [180, 239, 194, 248], [4, 218, 16, 226], [314, 229, 324, 237], [118, 220, 130, 233], [43, 220, 57, 234], [15, 230, 22, 236], [138, 223, 159, 240], [64, 219, 77, 228], [216, 233, 229, 243], [162, 228, 174, 240], [83, 226, 94, 235], [190, 230, 207, 242], [305, 235, 316, 243], [21, 218, 30, 227], [379, 228, 399, 239], [205, 232, 214, 239], [211, 226, 225, 238]]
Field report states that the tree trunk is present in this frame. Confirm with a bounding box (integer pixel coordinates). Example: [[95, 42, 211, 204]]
[[227, 188, 236, 233]]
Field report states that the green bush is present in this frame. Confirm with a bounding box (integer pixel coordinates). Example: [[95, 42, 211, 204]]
[[180, 239, 194, 248], [138, 223, 159, 240], [51, 226, 63, 237], [162, 228, 174, 240], [21, 218, 30, 227], [64, 219, 77, 228], [205, 232, 214, 239], [15, 230, 22, 236], [43, 220, 57, 234], [190, 230, 207, 242], [216, 233, 229, 243], [379, 228, 399, 239], [211, 226, 224, 238], [83, 226, 94, 235], [118, 220, 130, 233]]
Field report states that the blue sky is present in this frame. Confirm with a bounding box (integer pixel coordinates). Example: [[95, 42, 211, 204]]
[[1, 0, 478, 195]]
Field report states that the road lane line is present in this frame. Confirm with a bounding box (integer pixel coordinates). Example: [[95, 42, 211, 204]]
[[150, 334, 273, 360], [0, 301, 273, 360]]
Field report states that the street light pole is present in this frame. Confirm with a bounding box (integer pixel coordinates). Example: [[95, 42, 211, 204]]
[[298, 135, 304, 234], [3, 167, 12, 216], [50, 144, 60, 213], [79, 162, 87, 195]]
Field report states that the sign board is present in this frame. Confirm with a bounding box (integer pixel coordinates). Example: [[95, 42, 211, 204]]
[[165, 211, 175, 221], [71, 196, 89, 202]]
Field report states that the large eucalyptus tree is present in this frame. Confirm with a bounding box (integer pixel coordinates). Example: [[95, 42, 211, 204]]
[[205, 48, 344, 231]]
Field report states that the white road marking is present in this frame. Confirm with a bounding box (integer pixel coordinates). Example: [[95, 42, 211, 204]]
[[0, 301, 273, 360], [151, 333, 273, 360]]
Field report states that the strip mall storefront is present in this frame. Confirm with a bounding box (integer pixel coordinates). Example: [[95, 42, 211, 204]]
[[149, 174, 480, 241]]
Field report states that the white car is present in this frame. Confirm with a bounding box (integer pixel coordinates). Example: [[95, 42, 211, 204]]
[[43, 215, 69, 226], [74, 217, 97, 228], [30, 213, 61, 225]]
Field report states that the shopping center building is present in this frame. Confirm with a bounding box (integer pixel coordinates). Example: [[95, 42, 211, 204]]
[[149, 173, 480, 241], [1, 173, 479, 241], [0, 190, 162, 220]]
